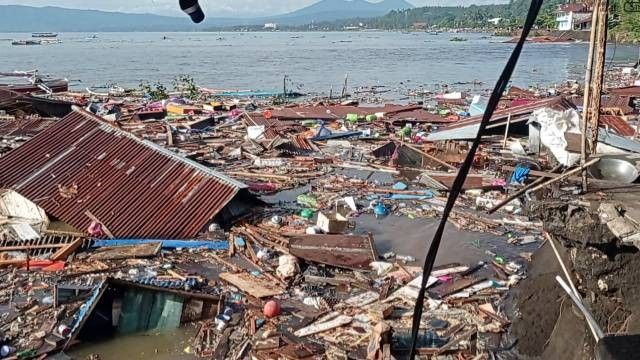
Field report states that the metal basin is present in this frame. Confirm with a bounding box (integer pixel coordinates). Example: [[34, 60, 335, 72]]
[[589, 157, 639, 183]]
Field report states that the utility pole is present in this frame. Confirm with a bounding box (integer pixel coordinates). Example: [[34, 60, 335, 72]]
[[581, 0, 609, 192]]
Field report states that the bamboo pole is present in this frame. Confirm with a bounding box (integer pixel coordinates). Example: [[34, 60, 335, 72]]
[[525, 158, 599, 195], [502, 113, 512, 148], [587, 0, 609, 151], [487, 164, 562, 214], [581, 6, 598, 193]]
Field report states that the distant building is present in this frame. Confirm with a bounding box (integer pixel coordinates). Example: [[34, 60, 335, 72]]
[[413, 22, 428, 30], [487, 18, 502, 25], [264, 23, 278, 30], [556, 3, 592, 31]]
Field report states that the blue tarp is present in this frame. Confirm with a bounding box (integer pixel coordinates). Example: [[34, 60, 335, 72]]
[[91, 239, 229, 250]]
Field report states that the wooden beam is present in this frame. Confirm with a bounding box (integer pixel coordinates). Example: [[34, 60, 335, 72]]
[[581, 5, 599, 192], [401, 142, 457, 170], [50, 238, 84, 261], [84, 210, 115, 239]]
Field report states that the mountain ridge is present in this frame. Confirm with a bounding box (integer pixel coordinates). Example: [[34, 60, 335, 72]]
[[0, 1, 415, 32]]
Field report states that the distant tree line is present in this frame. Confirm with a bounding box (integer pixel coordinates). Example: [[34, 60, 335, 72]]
[[208, 0, 640, 41]]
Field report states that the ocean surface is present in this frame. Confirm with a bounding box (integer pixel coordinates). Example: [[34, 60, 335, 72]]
[[1, 31, 638, 98]]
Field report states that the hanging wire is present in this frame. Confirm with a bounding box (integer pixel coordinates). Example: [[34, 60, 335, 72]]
[[407, 0, 545, 358]]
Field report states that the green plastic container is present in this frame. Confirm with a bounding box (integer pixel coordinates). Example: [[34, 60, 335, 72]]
[[366, 114, 377, 122], [300, 208, 314, 219], [346, 113, 359, 122], [297, 194, 318, 209]]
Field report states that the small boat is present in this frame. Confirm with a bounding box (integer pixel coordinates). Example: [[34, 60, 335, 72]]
[[215, 90, 305, 98], [450, 37, 468, 42], [0, 77, 69, 94], [40, 39, 61, 45], [11, 40, 41, 46], [86, 34, 98, 40], [32, 32, 58, 38]]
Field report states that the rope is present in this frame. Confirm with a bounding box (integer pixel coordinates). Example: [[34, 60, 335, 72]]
[[407, 1, 545, 358]]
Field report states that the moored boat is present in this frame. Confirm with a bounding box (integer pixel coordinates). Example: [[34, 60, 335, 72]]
[[32, 32, 58, 38], [11, 40, 41, 46], [0, 73, 69, 94]]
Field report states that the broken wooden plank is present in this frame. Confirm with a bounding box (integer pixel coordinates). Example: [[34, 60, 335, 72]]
[[345, 291, 380, 307], [50, 237, 84, 261], [89, 242, 161, 260], [288, 234, 377, 270], [219, 272, 284, 298], [212, 328, 232, 359], [294, 315, 353, 337], [428, 276, 486, 299]]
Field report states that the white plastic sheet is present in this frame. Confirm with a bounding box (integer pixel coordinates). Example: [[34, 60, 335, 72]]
[[528, 108, 581, 166]]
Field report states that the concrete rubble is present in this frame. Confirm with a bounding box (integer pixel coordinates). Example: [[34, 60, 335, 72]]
[[0, 67, 639, 359]]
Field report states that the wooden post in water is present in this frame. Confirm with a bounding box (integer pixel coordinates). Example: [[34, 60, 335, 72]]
[[341, 74, 348, 99], [581, 6, 598, 193], [283, 75, 288, 102]]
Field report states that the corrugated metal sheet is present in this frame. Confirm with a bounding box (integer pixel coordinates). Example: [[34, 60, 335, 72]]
[[244, 113, 308, 140], [0, 88, 23, 106], [385, 109, 455, 125], [0, 108, 246, 239], [269, 104, 424, 121], [609, 86, 640, 97], [445, 97, 575, 130], [600, 115, 636, 137], [0, 117, 57, 137], [427, 97, 576, 141], [568, 94, 634, 114]]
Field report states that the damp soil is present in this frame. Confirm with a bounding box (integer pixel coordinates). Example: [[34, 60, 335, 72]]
[[510, 201, 640, 359]]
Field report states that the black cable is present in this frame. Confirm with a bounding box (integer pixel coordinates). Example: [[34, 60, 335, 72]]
[[407, 1, 544, 358]]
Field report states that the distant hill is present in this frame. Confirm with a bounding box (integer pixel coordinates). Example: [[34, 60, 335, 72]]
[[0, 1, 415, 32], [264, 0, 415, 25], [0, 5, 199, 32]]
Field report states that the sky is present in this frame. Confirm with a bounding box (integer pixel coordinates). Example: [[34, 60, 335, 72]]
[[0, 0, 505, 18]]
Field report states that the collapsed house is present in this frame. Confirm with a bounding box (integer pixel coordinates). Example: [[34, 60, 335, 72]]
[[0, 107, 252, 239]]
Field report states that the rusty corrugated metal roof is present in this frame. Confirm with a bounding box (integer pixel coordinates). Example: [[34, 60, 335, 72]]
[[269, 104, 424, 121], [569, 94, 634, 114], [0, 88, 26, 107], [443, 96, 575, 130], [0, 117, 57, 137], [0, 108, 246, 239], [600, 115, 636, 137], [608, 86, 640, 97]]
